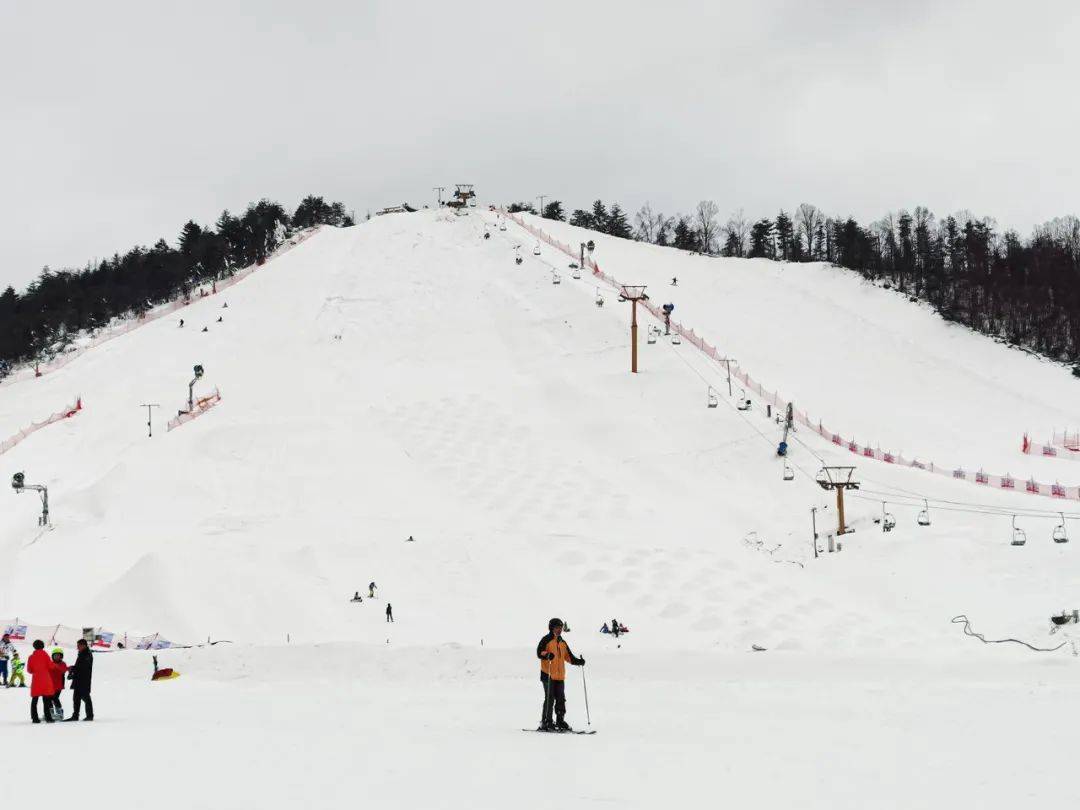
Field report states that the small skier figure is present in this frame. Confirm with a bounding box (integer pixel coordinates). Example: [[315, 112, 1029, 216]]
[[9, 652, 25, 687], [351, 592, 363, 603], [201, 326, 208, 333], [386, 603, 394, 623], [611, 618, 621, 639], [671, 277, 678, 286], [369, 582, 377, 598], [223, 302, 229, 309], [406, 535, 415, 542], [536, 618, 584, 732], [217, 316, 223, 323], [178, 319, 184, 328]]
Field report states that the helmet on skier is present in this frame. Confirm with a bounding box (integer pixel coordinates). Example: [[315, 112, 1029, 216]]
[[548, 617, 564, 630], [51, 647, 63, 657]]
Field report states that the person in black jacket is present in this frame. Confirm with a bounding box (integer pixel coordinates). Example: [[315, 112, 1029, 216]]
[[65, 639, 93, 721]]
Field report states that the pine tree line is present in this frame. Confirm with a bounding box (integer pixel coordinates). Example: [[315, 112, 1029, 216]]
[[0, 196, 354, 373], [532, 198, 1080, 367]]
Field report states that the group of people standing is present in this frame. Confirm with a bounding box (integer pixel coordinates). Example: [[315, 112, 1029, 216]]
[[350, 582, 394, 622], [2, 634, 94, 723]]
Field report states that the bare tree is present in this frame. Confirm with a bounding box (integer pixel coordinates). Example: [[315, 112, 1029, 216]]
[[635, 202, 673, 245], [795, 203, 822, 260], [635, 202, 657, 242], [695, 200, 720, 254], [721, 208, 749, 257]]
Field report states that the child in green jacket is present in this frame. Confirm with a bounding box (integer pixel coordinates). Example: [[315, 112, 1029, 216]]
[[9, 652, 26, 687]]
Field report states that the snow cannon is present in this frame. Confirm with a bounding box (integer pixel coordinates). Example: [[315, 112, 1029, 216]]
[[151, 655, 180, 682], [777, 441, 788, 457]]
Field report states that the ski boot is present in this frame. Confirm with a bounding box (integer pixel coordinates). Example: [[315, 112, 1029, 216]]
[[555, 719, 573, 733]]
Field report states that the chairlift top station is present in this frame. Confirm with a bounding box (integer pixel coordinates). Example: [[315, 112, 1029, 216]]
[[446, 184, 477, 210]]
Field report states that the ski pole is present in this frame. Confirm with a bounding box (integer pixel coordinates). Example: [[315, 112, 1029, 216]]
[[581, 660, 591, 727]]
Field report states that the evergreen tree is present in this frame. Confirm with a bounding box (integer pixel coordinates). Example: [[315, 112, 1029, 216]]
[[569, 209, 593, 229], [749, 219, 775, 259], [672, 217, 698, 251], [606, 204, 632, 239], [542, 201, 566, 221], [590, 200, 609, 233], [775, 211, 794, 260]]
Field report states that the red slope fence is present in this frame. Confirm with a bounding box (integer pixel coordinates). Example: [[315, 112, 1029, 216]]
[[504, 211, 1080, 501], [167, 388, 222, 432], [0, 397, 82, 458]]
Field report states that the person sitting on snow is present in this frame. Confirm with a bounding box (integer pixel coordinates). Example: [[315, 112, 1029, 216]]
[[600, 623, 611, 634], [351, 591, 363, 603]]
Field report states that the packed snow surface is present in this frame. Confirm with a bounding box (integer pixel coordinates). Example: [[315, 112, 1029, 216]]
[[2, 208, 1080, 808]]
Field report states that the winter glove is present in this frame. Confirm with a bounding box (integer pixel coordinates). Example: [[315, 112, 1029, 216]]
[[575, 656, 585, 666], [541, 652, 555, 661]]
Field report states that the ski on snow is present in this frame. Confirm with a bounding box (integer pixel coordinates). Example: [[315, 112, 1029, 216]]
[[522, 728, 596, 735]]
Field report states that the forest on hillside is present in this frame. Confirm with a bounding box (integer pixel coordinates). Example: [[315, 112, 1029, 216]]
[[506, 199, 1080, 369], [0, 196, 352, 373]]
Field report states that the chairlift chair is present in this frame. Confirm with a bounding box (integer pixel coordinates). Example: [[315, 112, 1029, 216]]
[[647, 326, 657, 345], [1053, 512, 1069, 543], [595, 288, 604, 307], [1011, 515, 1027, 546], [736, 388, 751, 411], [707, 386, 718, 409], [572, 266, 581, 280], [552, 271, 561, 286], [671, 333, 682, 345], [533, 242, 541, 256], [881, 502, 896, 533], [917, 499, 931, 527], [499, 222, 507, 232], [782, 463, 794, 481]]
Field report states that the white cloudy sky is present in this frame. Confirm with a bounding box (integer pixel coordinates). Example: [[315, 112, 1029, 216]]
[[1, 0, 1077, 292]]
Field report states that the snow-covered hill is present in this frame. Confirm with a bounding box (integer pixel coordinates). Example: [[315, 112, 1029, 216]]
[[3, 207, 1080, 808]]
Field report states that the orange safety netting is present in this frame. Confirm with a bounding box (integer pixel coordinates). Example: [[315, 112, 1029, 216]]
[[0, 397, 82, 457]]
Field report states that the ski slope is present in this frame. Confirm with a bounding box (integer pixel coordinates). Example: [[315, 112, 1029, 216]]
[[3, 207, 1080, 808]]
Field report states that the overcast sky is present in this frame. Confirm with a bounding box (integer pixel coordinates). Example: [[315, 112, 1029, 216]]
[[1, 0, 1077, 292]]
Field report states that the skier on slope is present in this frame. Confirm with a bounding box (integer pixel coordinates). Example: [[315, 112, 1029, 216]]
[[536, 618, 584, 732], [369, 582, 377, 598]]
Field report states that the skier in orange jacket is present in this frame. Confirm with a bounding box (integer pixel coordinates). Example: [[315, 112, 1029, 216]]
[[536, 617, 584, 731]]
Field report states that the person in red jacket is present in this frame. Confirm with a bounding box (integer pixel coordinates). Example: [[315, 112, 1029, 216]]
[[26, 640, 57, 724], [48, 647, 68, 719]]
